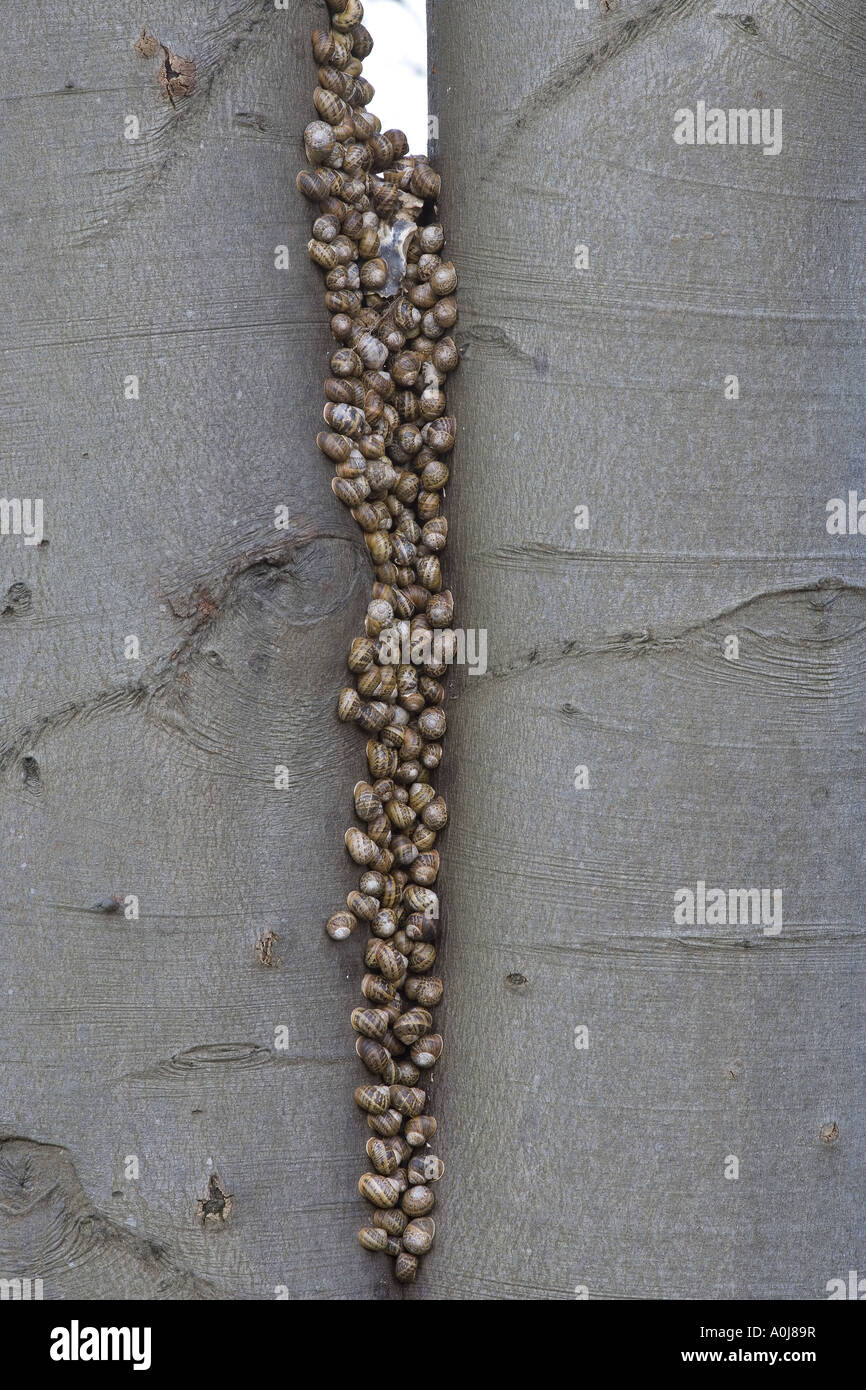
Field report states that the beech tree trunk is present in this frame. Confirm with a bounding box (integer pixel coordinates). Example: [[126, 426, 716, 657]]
[[0, 0, 388, 1301], [0, 0, 861, 1303], [423, 0, 864, 1299]]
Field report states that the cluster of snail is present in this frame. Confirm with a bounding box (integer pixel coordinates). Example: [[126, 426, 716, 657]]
[[297, 0, 457, 1285]]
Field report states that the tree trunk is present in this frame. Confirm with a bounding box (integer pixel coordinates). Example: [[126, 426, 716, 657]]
[[0, 0, 391, 1300], [423, 0, 864, 1298]]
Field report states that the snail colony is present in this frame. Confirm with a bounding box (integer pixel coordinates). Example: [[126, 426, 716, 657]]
[[297, 0, 457, 1285]]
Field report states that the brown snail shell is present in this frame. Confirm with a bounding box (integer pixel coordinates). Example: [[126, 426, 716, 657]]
[[392, 1007, 434, 1045], [372, 1207, 406, 1235], [355, 1036, 396, 1080], [410, 164, 441, 200], [403, 975, 443, 1007], [351, 1007, 390, 1041], [361, 972, 395, 1005], [394, 1252, 419, 1283], [401, 1184, 435, 1216], [402, 1217, 435, 1255], [358, 1226, 389, 1252], [347, 890, 379, 921], [389, 1084, 426, 1117], [354, 1083, 391, 1115], [407, 1154, 445, 1185], [393, 1059, 421, 1086], [409, 1033, 443, 1068], [326, 910, 358, 940], [358, 1173, 400, 1208], [404, 1114, 438, 1146], [366, 1138, 400, 1175], [367, 1107, 403, 1137], [345, 827, 379, 865]]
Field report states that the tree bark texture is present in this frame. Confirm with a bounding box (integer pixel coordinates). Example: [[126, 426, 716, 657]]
[[0, 0, 391, 1300], [423, 0, 864, 1299]]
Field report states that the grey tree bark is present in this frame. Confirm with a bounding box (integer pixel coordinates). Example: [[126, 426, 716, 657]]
[[0, 0, 389, 1301], [0, 0, 862, 1304], [421, 0, 865, 1299]]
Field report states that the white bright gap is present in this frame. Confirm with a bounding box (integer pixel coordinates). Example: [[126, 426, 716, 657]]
[[361, 0, 428, 156]]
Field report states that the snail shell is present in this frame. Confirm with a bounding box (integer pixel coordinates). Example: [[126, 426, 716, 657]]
[[337, 687, 362, 722], [404, 884, 438, 915], [304, 120, 336, 164], [366, 1138, 400, 1176], [372, 1206, 406, 1234], [351, 1007, 389, 1041], [367, 1107, 403, 1137], [410, 164, 441, 201], [409, 942, 437, 973], [410, 1033, 443, 1068], [394, 1252, 419, 1283], [332, 0, 364, 33], [418, 224, 445, 254], [421, 796, 448, 830], [384, 127, 409, 158], [361, 972, 395, 1005], [354, 1083, 391, 1115], [317, 430, 352, 462], [366, 939, 408, 983], [314, 87, 346, 124], [345, 827, 379, 865], [326, 910, 358, 940], [403, 975, 443, 1007], [353, 782, 383, 822], [366, 741, 398, 778], [371, 907, 398, 939], [360, 257, 388, 290], [351, 23, 374, 59], [358, 1173, 400, 1208], [401, 1184, 435, 1216], [358, 1226, 389, 1252], [412, 821, 439, 850], [418, 706, 446, 740], [404, 1113, 438, 1147], [392, 1007, 433, 1044], [407, 1154, 445, 1185], [402, 1216, 435, 1255], [355, 1036, 395, 1079], [393, 1059, 421, 1086], [410, 851, 440, 886], [347, 890, 379, 921], [389, 1084, 426, 1117]]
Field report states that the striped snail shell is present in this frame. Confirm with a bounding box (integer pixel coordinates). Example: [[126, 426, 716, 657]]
[[392, 1007, 433, 1044], [402, 1217, 435, 1255], [404, 1114, 438, 1147], [326, 910, 358, 940], [401, 1184, 435, 1216], [407, 1154, 445, 1185], [372, 1207, 406, 1235], [389, 1085, 426, 1117], [358, 1226, 389, 1252], [354, 1083, 391, 1115], [394, 1252, 419, 1283], [358, 1173, 401, 1209]]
